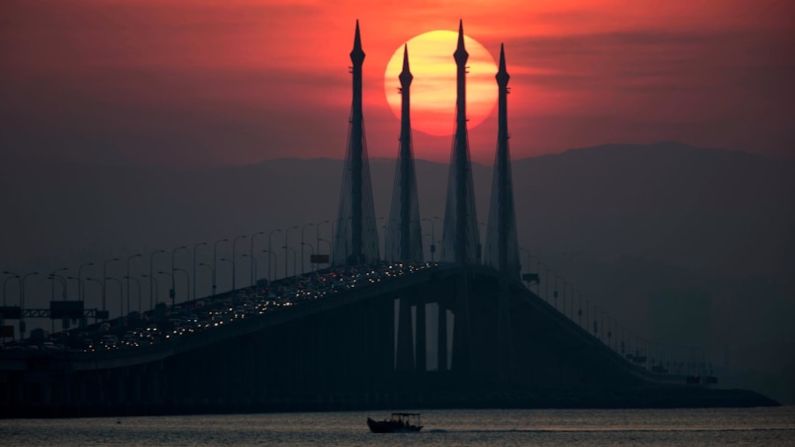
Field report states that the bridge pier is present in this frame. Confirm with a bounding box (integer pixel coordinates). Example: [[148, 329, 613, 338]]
[[415, 299, 426, 373], [451, 271, 471, 375], [396, 295, 414, 372], [437, 302, 447, 372]]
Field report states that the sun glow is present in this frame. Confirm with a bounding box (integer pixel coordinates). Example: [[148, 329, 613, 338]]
[[384, 30, 498, 136]]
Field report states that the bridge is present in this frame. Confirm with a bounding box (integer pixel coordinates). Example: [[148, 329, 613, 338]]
[[0, 21, 776, 417], [0, 260, 773, 417]]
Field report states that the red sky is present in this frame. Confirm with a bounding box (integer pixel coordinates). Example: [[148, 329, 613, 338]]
[[1, 0, 793, 165]]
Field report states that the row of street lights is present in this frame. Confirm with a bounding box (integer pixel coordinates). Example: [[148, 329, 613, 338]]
[[1, 221, 342, 323]]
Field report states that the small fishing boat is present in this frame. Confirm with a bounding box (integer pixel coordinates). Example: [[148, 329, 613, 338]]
[[367, 412, 423, 433]]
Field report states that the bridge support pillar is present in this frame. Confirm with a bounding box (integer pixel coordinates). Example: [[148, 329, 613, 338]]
[[437, 302, 447, 372], [415, 300, 426, 373], [452, 271, 472, 375], [497, 279, 512, 382], [396, 296, 414, 372]]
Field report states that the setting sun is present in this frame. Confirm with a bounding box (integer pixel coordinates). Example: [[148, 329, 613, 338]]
[[384, 30, 498, 136]]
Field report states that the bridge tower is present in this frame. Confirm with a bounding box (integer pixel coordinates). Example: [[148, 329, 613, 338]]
[[333, 20, 380, 266], [485, 44, 521, 278], [386, 45, 424, 263], [441, 20, 481, 265]]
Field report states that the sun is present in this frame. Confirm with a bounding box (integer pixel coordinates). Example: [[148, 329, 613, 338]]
[[384, 30, 498, 136]]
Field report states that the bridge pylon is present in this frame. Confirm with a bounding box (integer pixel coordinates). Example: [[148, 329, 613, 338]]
[[485, 43, 521, 279], [441, 20, 481, 265], [333, 20, 380, 266]]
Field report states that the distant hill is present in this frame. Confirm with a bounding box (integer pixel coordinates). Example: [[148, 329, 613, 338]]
[[0, 141, 793, 401]]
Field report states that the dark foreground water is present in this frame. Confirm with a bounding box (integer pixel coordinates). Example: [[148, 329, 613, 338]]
[[1, 407, 794, 446]]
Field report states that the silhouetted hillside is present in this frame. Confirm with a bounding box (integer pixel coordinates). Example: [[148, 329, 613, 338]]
[[0, 142, 793, 401]]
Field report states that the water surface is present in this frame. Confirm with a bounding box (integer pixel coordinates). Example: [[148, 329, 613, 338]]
[[2, 407, 794, 446]]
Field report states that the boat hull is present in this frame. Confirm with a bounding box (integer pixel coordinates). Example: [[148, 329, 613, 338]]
[[367, 417, 422, 433]]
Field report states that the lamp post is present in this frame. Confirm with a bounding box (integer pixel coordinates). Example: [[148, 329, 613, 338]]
[[283, 226, 299, 279], [212, 239, 229, 297], [105, 276, 123, 318], [48, 273, 68, 301], [65, 275, 79, 297], [48, 267, 68, 300], [317, 238, 331, 272], [260, 250, 274, 280], [141, 274, 158, 312], [173, 268, 190, 306], [232, 235, 248, 291], [149, 250, 166, 310], [422, 216, 440, 262], [240, 254, 253, 284], [267, 229, 282, 281], [282, 246, 297, 278], [192, 242, 207, 301], [156, 271, 171, 309], [20, 271, 38, 310], [197, 262, 211, 298], [77, 262, 94, 301], [126, 253, 142, 317], [300, 223, 315, 276], [315, 220, 330, 268], [300, 242, 315, 275], [124, 276, 143, 314], [170, 246, 188, 308], [2, 272, 20, 306], [249, 232, 264, 287], [216, 258, 231, 294], [102, 258, 120, 313], [85, 277, 103, 322]]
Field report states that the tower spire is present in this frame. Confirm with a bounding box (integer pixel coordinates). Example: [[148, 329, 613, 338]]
[[333, 20, 379, 266], [485, 43, 520, 277], [442, 19, 480, 265], [387, 44, 423, 262]]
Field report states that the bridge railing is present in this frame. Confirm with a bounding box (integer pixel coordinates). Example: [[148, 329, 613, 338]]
[[517, 249, 714, 381]]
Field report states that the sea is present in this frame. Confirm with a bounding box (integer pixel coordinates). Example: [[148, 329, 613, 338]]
[[1, 407, 794, 446]]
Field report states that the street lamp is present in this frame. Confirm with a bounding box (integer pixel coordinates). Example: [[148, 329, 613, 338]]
[[2, 272, 20, 306], [422, 216, 440, 262], [126, 253, 142, 316], [171, 246, 188, 307], [212, 239, 229, 298], [48, 267, 68, 300], [197, 262, 213, 298], [85, 277, 103, 321], [77, 262, 95, 301], [282, 246, 297, 278], [105, 276, 123, 318], [149, 250, 166, 310], [192, 242, 207, 301], [267, 229, 282, 281], [173, 268, 190, 306], [260, 250, 274, 281], [102, 258, 120, 312], [20, 272, 39, 312], [232, 235, 248, 291], [300, 242, 315, 275], [315, 220, 330, 269], [300, 223, 315, 276], [284, 226, 299, 278], [156, 271, 171, 309], [216, 258, 232, 294], [317, 238, 331, 272], [141, 274, 158, 313], [249, 232, 264, 286], [124, 276, 143, 314]]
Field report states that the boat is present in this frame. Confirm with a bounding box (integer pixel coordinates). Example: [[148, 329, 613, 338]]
[[367, 412, 423, 433]]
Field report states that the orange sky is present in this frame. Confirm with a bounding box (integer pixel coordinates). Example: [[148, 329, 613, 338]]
[[1, 0, 793, 165]]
